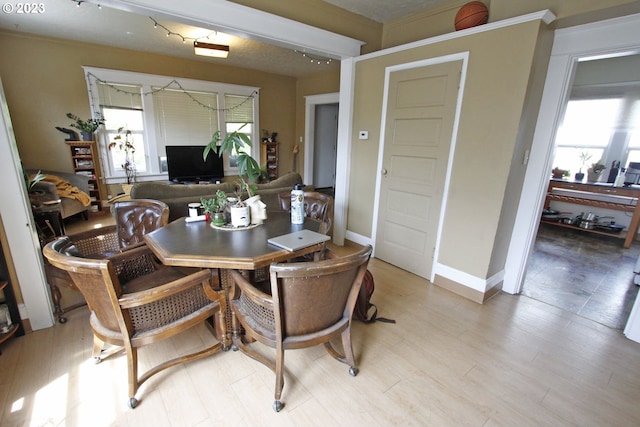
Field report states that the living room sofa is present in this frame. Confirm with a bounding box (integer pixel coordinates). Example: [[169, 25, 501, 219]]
[[130, 172, 311, 221], [27, 169, 91, 220]]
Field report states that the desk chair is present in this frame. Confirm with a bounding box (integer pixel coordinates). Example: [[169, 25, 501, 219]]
[[229, 245, 372, 412], [44, 238, 224, 409]]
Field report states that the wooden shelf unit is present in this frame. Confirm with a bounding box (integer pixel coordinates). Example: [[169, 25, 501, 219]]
[[544, 179, 640, 248], [261, 141, 279, 180], [65, 140, 103, 213], [0, 240, 24, 352]]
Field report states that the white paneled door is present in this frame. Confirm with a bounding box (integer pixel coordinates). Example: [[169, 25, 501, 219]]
[[375, 60, 462, 279]]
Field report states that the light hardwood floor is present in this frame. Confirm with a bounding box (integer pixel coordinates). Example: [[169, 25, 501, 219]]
[[2, 222, 640, 426]]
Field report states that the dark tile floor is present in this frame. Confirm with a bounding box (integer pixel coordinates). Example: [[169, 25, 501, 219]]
[[523, 223, 640, 330]]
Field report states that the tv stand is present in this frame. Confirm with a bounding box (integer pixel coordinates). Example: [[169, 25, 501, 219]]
[[171, 178, 223, 185]]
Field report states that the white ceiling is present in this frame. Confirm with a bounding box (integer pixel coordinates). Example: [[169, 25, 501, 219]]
[[0, 0, 448, 77]]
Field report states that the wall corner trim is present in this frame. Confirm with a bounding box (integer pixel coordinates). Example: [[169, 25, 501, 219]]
[[433, 262, 505, 293]]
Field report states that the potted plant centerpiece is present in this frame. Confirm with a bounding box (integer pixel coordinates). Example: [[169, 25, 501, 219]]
[[200, 197, 225, 226], [204, 125, 263, 227], [66, 112, 105, 141]]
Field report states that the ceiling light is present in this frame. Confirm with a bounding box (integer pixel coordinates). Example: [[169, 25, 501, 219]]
[[194, 41, 229, 58]]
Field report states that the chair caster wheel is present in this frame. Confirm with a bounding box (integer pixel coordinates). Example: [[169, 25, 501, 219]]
[[128, 397, 138, 409], [222, 345, 230, 352], [349, 367, 358, 376], [273, 400, 284, 412], [58, 317, 67, 324], [232, 344, 238, 351], [93, 357, 102, 365]]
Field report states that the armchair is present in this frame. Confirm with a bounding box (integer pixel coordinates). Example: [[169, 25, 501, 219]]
[[43, 238, 224, 409], [229, 245, 372, 411], [47, 199, 171, 323], [27, 170, 91, 220], [110, 199, 169, 249]]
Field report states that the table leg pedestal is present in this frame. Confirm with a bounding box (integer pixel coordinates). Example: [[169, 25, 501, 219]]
[[217, 269, 236, 350]]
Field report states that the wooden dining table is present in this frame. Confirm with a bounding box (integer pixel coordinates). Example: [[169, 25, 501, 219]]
[[143, 211, 326, 348]]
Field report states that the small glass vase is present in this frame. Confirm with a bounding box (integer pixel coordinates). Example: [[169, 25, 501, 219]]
[[211, 212, 226, 226]]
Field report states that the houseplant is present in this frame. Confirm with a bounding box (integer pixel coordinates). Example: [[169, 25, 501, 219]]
[[552, 167, 568, 179], [203, 125, 261, 227], [587, 160, 606, 182], [108, 127, 136, 186], [203, 124, 262, 203], [575, 151, 592, 181], [25, 170, 46, 192], [66, 113, 105, 141], [200, 197, 225, 225]]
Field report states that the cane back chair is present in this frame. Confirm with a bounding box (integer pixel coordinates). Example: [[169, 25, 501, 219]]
[[46, 199, 171, 323], [43, 237, 224, 409], [229, 244, 372, 412]]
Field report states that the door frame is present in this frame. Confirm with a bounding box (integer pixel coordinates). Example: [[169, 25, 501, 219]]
[[0, 78, 55, 330], [372, 52, 468, 281], [304, 92, 340, 186], [504, 13, 640, 294]]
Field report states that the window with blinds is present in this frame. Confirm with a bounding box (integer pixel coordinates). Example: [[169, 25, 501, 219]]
[[224, 94, 254, 168], [84, 67, 259, 183], [98, 83, 147, 176]]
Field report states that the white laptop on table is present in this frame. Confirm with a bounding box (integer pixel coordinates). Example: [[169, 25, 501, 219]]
[[268, 229, 330, 252]]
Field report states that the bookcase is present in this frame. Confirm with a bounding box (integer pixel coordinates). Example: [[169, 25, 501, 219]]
[[261, 141, 279, 180], [65, 141, 103, 213]]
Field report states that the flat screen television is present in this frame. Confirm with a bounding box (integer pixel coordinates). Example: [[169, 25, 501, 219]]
[[166, 145, 224, 183]]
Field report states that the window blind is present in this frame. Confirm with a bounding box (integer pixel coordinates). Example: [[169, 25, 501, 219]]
[[225, 94, 254, 123], [153, 88, 219, 153], [97, 83, 143, 112]]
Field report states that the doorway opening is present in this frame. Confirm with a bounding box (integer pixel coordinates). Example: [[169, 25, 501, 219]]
[[506, 14, 640, 333], [523, 53, 640, 330], [304, 93, 339, 197], [313, 103, 338, 197]]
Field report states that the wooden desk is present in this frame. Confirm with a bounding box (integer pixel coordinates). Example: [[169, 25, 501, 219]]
[[544, 179, 640, 248], [144, 212, 326, 347]]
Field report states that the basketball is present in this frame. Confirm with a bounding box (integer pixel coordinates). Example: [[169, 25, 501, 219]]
[[454, 1, 489, 31]]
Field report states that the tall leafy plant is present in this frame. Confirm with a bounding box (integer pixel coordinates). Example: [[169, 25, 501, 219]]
[[203, 124, 261, 204]]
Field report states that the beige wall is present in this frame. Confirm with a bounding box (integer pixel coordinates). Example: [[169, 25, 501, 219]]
[[351, 19, 552, 285], [294, 69, 341, 178], [0, 31, 298, 178]]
